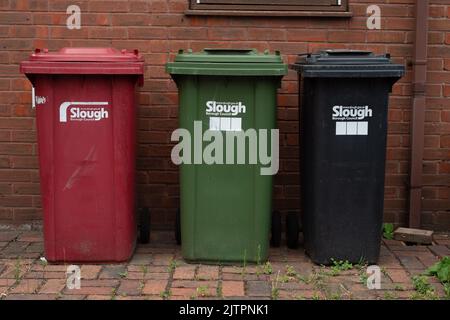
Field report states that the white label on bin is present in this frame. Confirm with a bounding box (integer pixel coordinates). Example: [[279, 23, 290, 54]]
[[59, 102, 109, 123], [332, 105, 372, 136], [206, 100, 245, 132], [206, 101, 246, 117], [209, 117, 242, 132], [33, 88, 47, 109]]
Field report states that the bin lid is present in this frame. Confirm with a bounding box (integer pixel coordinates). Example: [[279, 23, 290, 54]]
[[166, 49, 287, 76], [290, 50, 405, 78], [20, 47, 144, 79], [28, 47, 143, 62]]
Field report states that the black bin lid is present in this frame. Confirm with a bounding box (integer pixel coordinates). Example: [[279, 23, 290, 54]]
[[290, 50, 405, 78]]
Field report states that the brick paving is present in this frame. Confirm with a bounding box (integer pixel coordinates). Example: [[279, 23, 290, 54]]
[[0, 230, 449, 300]]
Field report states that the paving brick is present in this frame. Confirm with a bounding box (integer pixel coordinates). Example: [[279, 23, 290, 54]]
[[281, 289, 326, 300], [81, 265, 102, 279], [288, 262, 315, 275], [379, 245, 393, 256], [142, 279, 167, 295], [222, 281, 245, 297], [0, 232, 19, 242], [173, 265, 196, 280], [416, 254, 440, 268], [57, 295, 86, 300], [433, 239, 450, 246], [347, 290, 380, 300], [396, 255, 425, 271], [80, 279, 120, 287], [23, 271, 66, 279], [86, 295, 112, 300], [116, 295, 153, 300], [428, 245, 450, 258], [241, 266, 259, 274], [39, 279, 66, 294], [4, 294, 56, 300], [10, 279, 42, 294], [116, 280, 143, 296], [246, 281, 271, 297], [172, 280, 217, 289], [222, 266, 244, 274], [0, 242, 29, 256], [0, 278, 15, 286], [373, 289, 418, 300], [225, 272, 270, 281], [0, 263, 31, 279], [63, 286, 115, 296], [129, 254, 153, 265], [285, 252, 311, 263], [278, 281, 315, 291], [127, 265, 166, 273], [223, 296, 272, 301], [99, 265, 128, 279], [17, 252, 41, 259], [31, 264, 69, 272], [170, 287, 197, 298], [151, 254, 174, 266], [25, 243, 43, 253], [386, 269, 411, 283], [407, 269, 426, 277], [278, 290, 305, 300], [377, 255, 403, 268], [126, 272, 169, 280], [193, 286, 217, 298], [391, 244, 430, 252], [43, 271, 67, 279], [17, 232, 42, 242], [392, 251, 427, 258], [196, 266, 219, 280]]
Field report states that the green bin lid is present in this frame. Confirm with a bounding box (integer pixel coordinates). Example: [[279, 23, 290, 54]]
[[290, 50, 405, 78], [166, 49, 287, 76]]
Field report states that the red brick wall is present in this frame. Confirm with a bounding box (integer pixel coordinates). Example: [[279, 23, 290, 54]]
[[0, 0, 448, 230]]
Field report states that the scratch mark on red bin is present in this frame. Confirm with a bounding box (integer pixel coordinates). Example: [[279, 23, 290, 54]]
[[63, 146, 97, 191]]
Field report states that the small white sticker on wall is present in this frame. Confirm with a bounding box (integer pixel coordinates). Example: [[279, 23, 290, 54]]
[[209, 117, 242, 132]]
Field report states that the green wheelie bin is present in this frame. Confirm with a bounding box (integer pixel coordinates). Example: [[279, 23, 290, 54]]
[[166, 49, 287, 263]]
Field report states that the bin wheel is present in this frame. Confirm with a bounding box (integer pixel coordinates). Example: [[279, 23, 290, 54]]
[[175, 208, 181, 245], [286, 212, 299, 249], [271, 211, 282, 247], [139, 207, 150, 244]]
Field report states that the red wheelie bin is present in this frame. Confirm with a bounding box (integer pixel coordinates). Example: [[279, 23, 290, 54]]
[[20, 48, 144, 262]]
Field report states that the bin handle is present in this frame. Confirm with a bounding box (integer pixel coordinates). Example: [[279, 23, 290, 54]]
[[203, 48, 254, 55], [323, 49, 372, 56]]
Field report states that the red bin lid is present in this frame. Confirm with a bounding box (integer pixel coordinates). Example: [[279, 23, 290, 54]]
[[29, 47, 143, 62], [20, 47, 144, 82]]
